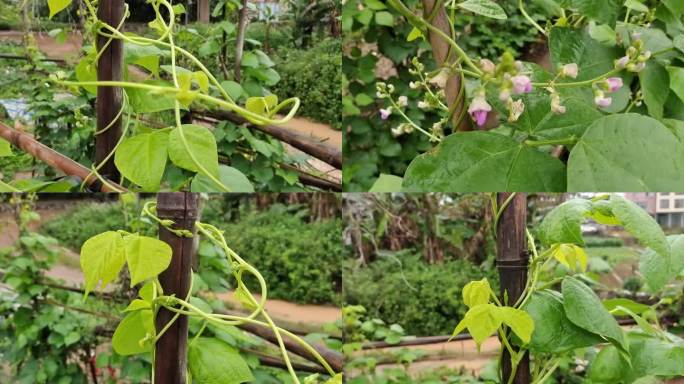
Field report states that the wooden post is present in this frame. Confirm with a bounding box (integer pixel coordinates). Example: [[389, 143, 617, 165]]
[[496, 193, 530, 384], [422, 0, 470, 131], [155, 193, 200, 384], [96, 1, 124, 180], [197, 0, 210, 23]]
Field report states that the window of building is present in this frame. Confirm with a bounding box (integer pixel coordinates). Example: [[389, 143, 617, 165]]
[[676, 199, 684, 209], [660, 199, 670, 209]]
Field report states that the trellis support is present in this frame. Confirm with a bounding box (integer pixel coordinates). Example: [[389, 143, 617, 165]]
[[496, 193, 530, 384], [155, 192, 200, 384]]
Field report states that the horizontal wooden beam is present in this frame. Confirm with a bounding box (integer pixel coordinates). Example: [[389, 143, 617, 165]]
[[195, 110, 342, 169], [0, 121, 126, 192]]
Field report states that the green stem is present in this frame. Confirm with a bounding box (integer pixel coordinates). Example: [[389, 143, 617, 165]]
[[532, 68, 621, 88], [518, 0, 546, 35], [524, 136, 577, 147]]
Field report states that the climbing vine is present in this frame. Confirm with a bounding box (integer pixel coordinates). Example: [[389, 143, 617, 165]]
[[367, 0, 684, 192], [78, 200, 342, 383], [455, 193, 684, 383]]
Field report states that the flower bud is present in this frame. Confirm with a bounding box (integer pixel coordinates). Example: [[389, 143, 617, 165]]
[[560, 63, 579, 79], [479, 59, 496, 74], [397, 96, 408, 107]]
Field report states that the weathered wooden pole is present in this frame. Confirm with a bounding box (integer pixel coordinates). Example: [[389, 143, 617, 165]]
[[496, 193, 530, 384], [155, 193, 200, 384], [422, 0, 470, 131], [96, 0, 124, 180]]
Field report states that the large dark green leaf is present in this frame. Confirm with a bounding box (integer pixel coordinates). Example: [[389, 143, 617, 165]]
[[490, 92, 601, 140], [568, 114, 684, 191], [537, 199, 591, 246], [639, 62, 670, 119], [610, 194, 669, 258], [402, 132, 566, 192], [549, 27, 621, 81], [624, 333, 684, 382], [567, 0, 622, 27], [188, 338, 253, 384], [524, 291, 603, 353], [562, 276, 627, 353], [639, 235, 684, 291]]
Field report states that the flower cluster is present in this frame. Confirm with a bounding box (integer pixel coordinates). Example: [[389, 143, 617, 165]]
[[468, 53, 534, 127], [615, 32, 651, 73]]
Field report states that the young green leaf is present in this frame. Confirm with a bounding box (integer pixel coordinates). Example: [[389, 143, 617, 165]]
[[124, 234, 172, 286], [48, 0, 72, 19], [168, 124, 220, 178], [462, 278, 491, 308], [369, 174, 403, 192], [114, 131, 169, 191], [551, 243, 588, 272], [112, 309, 154, 356], [457, 0, 507, 20], [452, 304, 501, 349], [80, 231, 126, 297], [0, 138, 12, 157], [492, 306, 534, 344], [188, 338, 254, 384]]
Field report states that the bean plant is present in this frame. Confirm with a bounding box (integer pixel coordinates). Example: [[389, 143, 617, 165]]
[[369, 0, 684, 192], [1, 0, 303, 193], [78, 200, 341, 383], [456, 193, 684, 383]]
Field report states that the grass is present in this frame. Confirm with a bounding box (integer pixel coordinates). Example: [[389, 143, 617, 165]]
[[585, 246, 640, 265]]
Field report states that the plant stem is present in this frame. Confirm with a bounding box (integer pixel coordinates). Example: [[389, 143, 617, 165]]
[[518, 0, 546, 35]]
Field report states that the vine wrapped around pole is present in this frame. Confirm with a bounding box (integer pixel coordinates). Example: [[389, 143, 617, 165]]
[[496, 193, 530, 384], [155, 192, 200, 384]]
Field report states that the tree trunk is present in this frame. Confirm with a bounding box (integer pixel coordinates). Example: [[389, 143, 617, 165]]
[[234, 0, 249, 82], [197, 0, 210, 23]]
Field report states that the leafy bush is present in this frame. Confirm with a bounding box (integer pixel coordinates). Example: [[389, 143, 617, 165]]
[[271, 38, 342, 129], [41, 202, 127, 250], [343, 253, 498, 336], [0, 1, 21, 30], [583, 236, 624, 248], [220, 208, 343, 305]]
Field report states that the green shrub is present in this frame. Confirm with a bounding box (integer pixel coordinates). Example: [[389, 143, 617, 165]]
[[271, 38, 342, 129], [343, 253, 498, 336], [583, 236, 624, 248], [215, 207, 343, 305], [41, 202, 127, 250], [0, 1, 21, 30]]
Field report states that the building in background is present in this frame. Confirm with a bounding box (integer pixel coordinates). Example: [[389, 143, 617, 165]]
[[624, 193, 684, 229]]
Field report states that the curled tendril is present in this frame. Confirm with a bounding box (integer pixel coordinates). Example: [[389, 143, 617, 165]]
[[138, 201, 338, 383]]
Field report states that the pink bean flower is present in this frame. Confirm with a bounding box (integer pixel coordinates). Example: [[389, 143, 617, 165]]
[[605, 77, 623, 93], [468, 95, 492, 127], [379, 108, 392, 120], [561, 63, 579, 79], [511, 75, 533, 94], [595, 94, 613, 108]]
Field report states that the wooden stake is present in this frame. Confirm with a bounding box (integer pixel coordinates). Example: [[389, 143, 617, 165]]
[[155, 193, 200, 384], [96, 0, 124, 179], [496, 193, 530, 384]]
